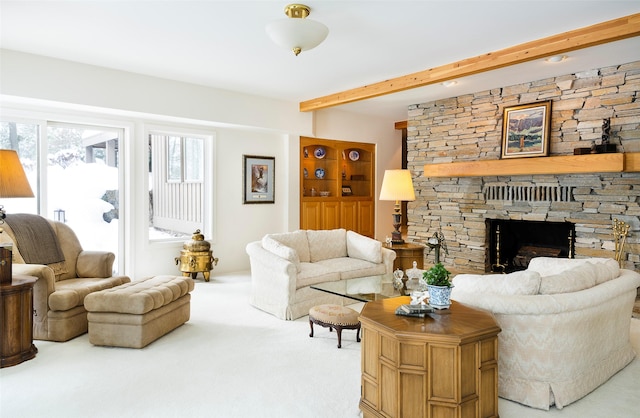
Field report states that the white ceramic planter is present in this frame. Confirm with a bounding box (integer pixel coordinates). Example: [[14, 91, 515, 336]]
[[427, 284, 453, 309]]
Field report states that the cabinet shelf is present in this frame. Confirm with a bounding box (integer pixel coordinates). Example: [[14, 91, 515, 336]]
[[301, 137, 376, 237], [424, 153, 640, 178]]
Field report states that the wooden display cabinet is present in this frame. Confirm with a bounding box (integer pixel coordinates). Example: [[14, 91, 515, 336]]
[[301, 137, 375, 237]]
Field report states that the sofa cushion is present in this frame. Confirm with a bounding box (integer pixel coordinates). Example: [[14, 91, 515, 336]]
[[315, 257, 387, 280], [49, 276, 131, 311], [267, 230, 310, 262], [593, 261, 620, 285], [452, 270, 541, 296], [296, 263, 340, 289], [262, 235, 301, 272], [346, 230, 382, 264], [307, 229, 348, 262], [527, 256, 616, 277], [538, 263, 597, 295]]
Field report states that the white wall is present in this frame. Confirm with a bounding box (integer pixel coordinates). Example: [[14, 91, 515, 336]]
[[0, 49, 404, 278], [0, 50, 313, 134], [127, 124, 293, 278]]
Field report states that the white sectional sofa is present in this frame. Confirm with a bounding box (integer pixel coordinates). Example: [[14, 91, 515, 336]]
[[451, 257, 640, 410], [245, 228, 395, 320]]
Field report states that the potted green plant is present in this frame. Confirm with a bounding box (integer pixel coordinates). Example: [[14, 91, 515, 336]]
[[423, 263, 453, 309]]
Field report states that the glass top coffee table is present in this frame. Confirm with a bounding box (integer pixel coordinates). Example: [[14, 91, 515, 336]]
[[310, 274, 403, 303]]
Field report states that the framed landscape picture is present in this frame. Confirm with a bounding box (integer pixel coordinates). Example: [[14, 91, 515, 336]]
[[243, 155, 274, 204], [501, 100, 552, 159]]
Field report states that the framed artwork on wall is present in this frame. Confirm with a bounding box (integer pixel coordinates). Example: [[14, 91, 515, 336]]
[[243, 155, 275, 204], [501, 100, 552, 159]]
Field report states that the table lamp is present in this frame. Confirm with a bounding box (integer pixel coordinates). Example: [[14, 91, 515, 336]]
[[0, 149, 35, 285], [379, 169, 415, 244]]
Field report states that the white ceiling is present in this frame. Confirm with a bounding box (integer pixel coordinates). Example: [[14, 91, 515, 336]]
[[2, 1, 640, 121]]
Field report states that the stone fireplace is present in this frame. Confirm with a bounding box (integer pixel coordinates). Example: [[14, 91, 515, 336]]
[[486, 219, 575, 273], [404, 60, 640, 273]]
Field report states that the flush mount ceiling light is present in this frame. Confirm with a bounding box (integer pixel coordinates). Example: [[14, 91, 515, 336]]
[[442, 80, 458, 87], [265, 4, 329, 56], [546, 55, 568, 63]]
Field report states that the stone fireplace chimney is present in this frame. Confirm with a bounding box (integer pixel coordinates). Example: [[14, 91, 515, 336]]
[[406, 61, 640, 273]]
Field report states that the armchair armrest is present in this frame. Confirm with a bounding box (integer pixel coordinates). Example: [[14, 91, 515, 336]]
[[13, 263, 56, 331], [76, 250, 115, 278]]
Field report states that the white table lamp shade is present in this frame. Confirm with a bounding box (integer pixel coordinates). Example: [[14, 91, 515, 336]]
[[379, 169, 415, 201]]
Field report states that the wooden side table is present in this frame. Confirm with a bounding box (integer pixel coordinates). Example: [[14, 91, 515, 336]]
[[383, 242, 425, 271], [1, 274, 38, 368]]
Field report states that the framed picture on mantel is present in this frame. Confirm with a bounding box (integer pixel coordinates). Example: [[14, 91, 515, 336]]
[[501, 100, 551, 159]]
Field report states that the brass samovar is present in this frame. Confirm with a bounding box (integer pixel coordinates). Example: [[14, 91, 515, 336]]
[[175, 230, 218, 281]]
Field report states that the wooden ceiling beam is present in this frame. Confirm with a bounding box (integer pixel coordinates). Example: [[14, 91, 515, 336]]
[[394, 121, 407, 130], [300, 13, 640, 113]]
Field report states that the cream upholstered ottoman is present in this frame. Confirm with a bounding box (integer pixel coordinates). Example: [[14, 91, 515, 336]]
[[309, 304, 361, 348], [84, 275, 195, 348]]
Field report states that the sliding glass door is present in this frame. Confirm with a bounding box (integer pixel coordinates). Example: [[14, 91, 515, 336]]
[[46, 123, 122, 265], [0, 121, 38, 214], [1, 120, 124, 274]]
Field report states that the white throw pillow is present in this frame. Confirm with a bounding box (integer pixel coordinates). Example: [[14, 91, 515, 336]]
[[527, 256, 614, 277], [538, 263, 597, 295], [307, 229, 348, 262], [261, 235, 301, 272], [267, 230, 310, 262], [593, 260, 620, 285], [452, 270, 541, 295], [346, 230, 382, 264]]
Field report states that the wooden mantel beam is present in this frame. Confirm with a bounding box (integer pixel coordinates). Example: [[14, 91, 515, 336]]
[[300, 13, 640, 113]]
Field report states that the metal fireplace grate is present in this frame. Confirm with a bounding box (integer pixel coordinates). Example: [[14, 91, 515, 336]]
[[486, 219, 575, 273]]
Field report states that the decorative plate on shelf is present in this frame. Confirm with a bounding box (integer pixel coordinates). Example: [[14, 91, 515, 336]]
[[314, 147, 326, 159], [349, 150, 360, 161], [315, 168, 325, 179], [303, 168, 308, 178]]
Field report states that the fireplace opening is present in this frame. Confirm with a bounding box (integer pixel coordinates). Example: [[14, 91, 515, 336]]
[[486, 219, 575, 273]]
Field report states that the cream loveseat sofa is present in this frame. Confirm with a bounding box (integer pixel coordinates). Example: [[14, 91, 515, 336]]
[[451, 257, 640, 410], [1, 214, 130, 341], [246, 228, 395, 320]]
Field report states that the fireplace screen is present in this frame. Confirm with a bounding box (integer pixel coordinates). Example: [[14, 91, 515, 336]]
[[486, 219, 575, 273]]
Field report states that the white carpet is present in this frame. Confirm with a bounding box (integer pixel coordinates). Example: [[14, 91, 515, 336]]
[[1, 272, 638, 418]]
